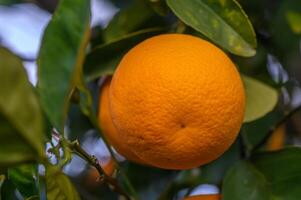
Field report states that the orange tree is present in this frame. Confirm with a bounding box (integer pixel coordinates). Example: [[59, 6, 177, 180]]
[[0, 0, 301, 199]]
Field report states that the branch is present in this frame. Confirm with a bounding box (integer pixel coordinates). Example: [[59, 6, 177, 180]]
[[51, 130, 133, 199], [68, 140, 132, 200], [252, 104, 301, 152], [87, 114, 138, 199]]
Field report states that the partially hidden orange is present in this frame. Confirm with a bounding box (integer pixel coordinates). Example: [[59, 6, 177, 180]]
[[99, 77, 144, 163], [183, 194, 221, 200], [266, 124, 286, 151]]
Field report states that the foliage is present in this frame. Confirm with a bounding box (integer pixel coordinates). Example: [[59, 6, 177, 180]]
[[0, 0, 301, 199]]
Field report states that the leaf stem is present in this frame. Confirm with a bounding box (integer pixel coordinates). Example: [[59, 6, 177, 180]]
[[252, 104, 301, 152]]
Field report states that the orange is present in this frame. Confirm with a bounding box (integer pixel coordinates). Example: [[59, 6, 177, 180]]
[[100, 157, 116, 176], [84, 159, 115, 187], [266, 124, 285, 151], [98, 77, 144, 163], [183, 194, 221, 200], [110, 34, 245, 169]]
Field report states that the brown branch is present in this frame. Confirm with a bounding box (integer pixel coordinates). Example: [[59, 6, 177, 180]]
[[68, 140, 132, 200]]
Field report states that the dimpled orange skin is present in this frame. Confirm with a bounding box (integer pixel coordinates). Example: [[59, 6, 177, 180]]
[[99, 77, 144, 163], [183, 194, 221, 200], [110, 34, 245, 169]]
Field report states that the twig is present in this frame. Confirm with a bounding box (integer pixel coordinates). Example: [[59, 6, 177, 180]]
[[68, 140, 132, 200], [252, 104, 301, 152], [87, 114, 138, 199], [51, 130, 132, 199]]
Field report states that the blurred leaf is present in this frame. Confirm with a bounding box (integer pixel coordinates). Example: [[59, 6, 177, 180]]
[[37, 0, 91, 132], [109, 0, 132, 8], [148, 0, 169, 16], [84, 28, 164, 81], [166, 0, 257, 57], [197, 139, 240, 185], [242, 75, 278, 123], [252, 147, 301, 199], [104, 0, 155, 42], [45, 165, 80, 200], [270, 0, 301, 64], [159, 140, 240, 200], [242, 111, 282, 149], [1, 178, 18, 199], [26, 196, 39, 200], [8, 164, 39, 199], [223, 147, 301, 200], [286, 11, 301, 34], [0, 175, 5, 190], [67, 104, 93, 140], [121, 162, 175, 200], [0, 48, 44, 166], [222, 161, 269, 200], [0, 0, 22, 5]]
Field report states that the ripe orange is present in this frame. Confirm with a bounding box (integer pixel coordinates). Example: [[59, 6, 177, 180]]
[[183, 194, 221, 200], [99, 77, 144, 163], [110, 34, 245, 169]]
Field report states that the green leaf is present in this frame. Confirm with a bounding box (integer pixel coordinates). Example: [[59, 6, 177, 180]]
[[37, 0, 91, 132], [166, 0, 257, 57], [222, 161, 270, 200], [223, 147, 301, 200], [8, 164, 39, 199], [252, 147, 301, 199], [242, 76, 278, 123], [45, 165, 80, 200], [286, 11, 301, 34], [103, 0, 155, 42], [84, 28, 164, 81], [0, 48, 44, 166]]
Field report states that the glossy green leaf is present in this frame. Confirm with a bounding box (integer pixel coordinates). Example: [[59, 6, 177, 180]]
[[166, 0, 257, 57], [223, 147, 301, 200], [45, 165, 80, 200], [242, 76, 278, 123], [103, 0, 155, 42], [8, 164, 39, 199], [37, 0, 91, 132], [222, 161, 270, 200], [0, 48, 44, 166], [286, 11, 301, 34], [84, 28, 164, 81]]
